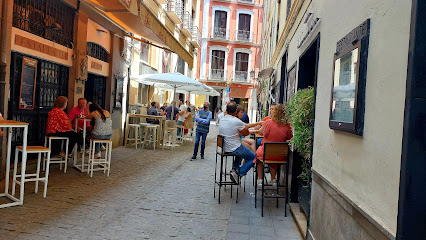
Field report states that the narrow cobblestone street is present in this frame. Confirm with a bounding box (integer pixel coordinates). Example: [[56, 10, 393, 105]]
[[0, 124, 302, 240]]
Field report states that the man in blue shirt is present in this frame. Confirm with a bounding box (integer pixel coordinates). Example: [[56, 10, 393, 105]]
[[191, 102, 212, 160]]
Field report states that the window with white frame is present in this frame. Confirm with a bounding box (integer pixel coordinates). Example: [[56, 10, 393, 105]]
[[233, 48, 251, 82], [212, 7, 230, 40], [211, 50, 226, 80], [236, 10, 254, 42], [235, 53, 249, 82]]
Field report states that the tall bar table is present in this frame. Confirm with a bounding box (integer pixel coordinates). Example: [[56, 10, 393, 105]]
[[0, 120, 28, 208], [73, 119, 91, 172], [125, 114, 166, 149]]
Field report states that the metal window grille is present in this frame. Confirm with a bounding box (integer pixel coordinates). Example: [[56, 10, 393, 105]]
[[12, 0, 75, 48], [87, 42, 109, 63]]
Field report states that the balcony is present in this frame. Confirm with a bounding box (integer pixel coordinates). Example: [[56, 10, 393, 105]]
[[210, 27, 229, 40], [235, 29, 253, 42], [166, 0, 183, 24], [209, 69, 226, 81], [190, 26, 201, 48], [234, 70, 249, 82], [181, 12, 193, 38]]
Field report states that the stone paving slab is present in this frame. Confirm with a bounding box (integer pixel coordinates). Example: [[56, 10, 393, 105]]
[[0, 124, 301, 240]]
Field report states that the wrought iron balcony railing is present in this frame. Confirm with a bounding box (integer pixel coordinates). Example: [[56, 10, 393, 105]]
[[209, 69, 226, 81], [211, 27, 229, 40], [235, 29, 253, 42], [234, 70, 249, 82], [190, 26, 201, 48], [166, 0, 184, 24], [181, 11, 193, 37]]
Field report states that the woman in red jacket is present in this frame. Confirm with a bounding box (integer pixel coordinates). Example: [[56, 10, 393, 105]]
[[46, 96, 83, 156]]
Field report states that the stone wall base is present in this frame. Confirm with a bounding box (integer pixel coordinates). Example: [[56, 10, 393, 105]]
[[309, 170, 395, 240]]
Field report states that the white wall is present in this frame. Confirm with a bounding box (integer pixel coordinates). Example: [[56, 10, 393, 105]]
[[284, 0, 412, 235]]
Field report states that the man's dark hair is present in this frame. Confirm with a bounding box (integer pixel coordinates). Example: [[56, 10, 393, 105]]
[[179, 99, 183, 103], [226, 101, 238, 114], [151, 101, 156, 107]]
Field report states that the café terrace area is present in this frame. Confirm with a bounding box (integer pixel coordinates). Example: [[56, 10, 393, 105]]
[[0, 124, 302, 240]]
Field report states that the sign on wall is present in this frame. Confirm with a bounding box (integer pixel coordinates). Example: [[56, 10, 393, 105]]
[[19, 57, 37, 110]]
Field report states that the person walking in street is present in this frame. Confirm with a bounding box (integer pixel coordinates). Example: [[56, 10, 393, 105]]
[[191, 101, 212, 160]]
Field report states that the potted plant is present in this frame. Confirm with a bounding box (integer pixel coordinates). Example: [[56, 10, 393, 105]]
[[285, 87, 315, 216]]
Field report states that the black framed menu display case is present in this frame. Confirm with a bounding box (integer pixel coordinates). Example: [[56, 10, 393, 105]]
[[329, 19, 370, 136]]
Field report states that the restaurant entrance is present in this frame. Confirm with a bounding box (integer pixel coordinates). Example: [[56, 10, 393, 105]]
[[85, 73, 106, 109], [8, 52, 69, 149]]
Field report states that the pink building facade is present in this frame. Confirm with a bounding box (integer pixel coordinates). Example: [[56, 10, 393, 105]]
[[197, 0, 263, 118]]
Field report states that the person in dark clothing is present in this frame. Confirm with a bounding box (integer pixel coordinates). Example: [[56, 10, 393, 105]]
[[147, 101, 160, 124], [191, 102, 212, 160], [165, 101, 179, 120]]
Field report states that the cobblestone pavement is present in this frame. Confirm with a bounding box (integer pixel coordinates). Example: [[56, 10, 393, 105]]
[[0, 124, 302, 240]]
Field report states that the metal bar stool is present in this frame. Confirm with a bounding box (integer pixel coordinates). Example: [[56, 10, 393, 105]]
[[214, 135, 240, 204], [44, 136, 69, 173], [87, 139, 113, 177], [254, 142, 290, 217], [12, 146, 51, 198]]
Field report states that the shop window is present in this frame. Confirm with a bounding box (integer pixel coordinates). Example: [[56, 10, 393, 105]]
[[329, 19, 370, 135], [12, 0, 75, 48]]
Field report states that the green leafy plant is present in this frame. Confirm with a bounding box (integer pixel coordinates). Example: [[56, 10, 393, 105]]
[[285, 87, 315, 189]]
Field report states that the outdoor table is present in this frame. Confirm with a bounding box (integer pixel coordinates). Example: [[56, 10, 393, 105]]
[[0, 120, 28, 208], [254, 132, 264, 146], [73, 118, 91, 172], [124, 114, 166, 149]]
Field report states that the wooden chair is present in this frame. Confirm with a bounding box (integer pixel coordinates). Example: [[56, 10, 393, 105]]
[[255, 142, 289, 217]]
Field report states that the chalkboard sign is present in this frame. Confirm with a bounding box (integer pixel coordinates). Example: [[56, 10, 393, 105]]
[[19, 57, 37, 110]]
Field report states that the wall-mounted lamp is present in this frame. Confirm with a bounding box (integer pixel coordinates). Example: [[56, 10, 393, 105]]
[[250, 70, 256, 79]]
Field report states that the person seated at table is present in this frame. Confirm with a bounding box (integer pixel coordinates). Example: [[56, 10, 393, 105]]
[[85, 103, 112, 158], [47, 96, 83, 157], [165, 101, 179, 120], [147, 101, 160, 124], [160, 103, 167, 115], [68, 98, 91, 132], [219, 102, 262, 183], [244, 104, 278, 152], [235, 106, 262, 153], [255, 104, 293, 187]]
